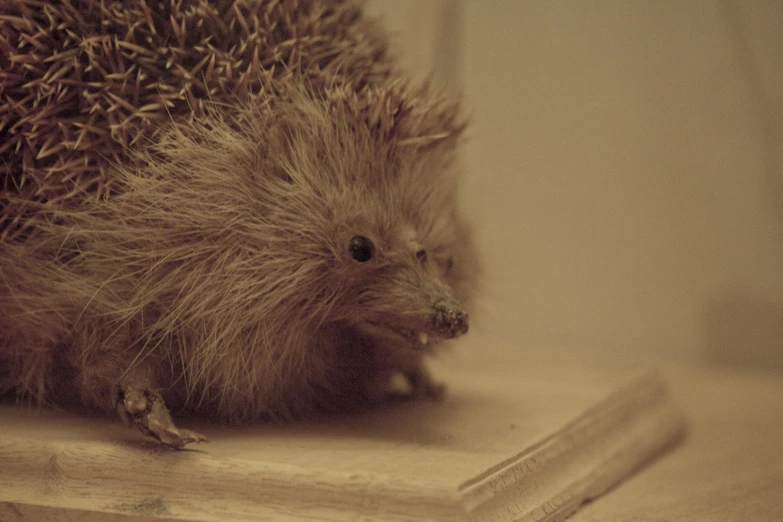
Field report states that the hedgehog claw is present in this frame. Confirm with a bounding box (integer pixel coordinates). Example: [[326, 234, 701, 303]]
[[113, 385, 207, 449]]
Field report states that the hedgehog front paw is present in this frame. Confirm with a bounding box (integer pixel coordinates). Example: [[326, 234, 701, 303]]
[[112, 385, 207, 449], [404, 367, 446, 400]]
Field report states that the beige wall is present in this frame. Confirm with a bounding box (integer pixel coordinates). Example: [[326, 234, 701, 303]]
[[367, 1, 783, 373], [364, 0, 461, 92]]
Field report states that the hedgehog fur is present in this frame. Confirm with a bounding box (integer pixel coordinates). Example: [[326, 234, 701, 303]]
[[0, 0, 479, 446]]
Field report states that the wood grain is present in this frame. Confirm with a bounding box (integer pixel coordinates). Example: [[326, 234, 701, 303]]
[[0, 352, 684, 521]]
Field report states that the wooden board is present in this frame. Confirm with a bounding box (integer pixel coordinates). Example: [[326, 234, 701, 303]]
[[0, 350, 684, 521]]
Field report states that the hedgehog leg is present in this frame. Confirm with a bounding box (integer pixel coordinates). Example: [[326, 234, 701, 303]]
[[402, 360, 446, 400], [112, 384, 207, 449], [372, 346, 446, 401]]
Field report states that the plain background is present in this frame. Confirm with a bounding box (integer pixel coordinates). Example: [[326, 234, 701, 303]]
[[366, 0, 783, 374]]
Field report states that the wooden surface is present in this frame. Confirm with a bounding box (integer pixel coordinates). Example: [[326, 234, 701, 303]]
[[570, 364, 783, 521], [0, 351, 683, 522]]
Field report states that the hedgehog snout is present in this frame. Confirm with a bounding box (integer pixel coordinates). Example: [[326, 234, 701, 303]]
[[431, 297, 470, 339]]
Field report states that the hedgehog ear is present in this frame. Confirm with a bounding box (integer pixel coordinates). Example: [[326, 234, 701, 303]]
[[326, 86, 466, 149], [395, 86, 468, 150]]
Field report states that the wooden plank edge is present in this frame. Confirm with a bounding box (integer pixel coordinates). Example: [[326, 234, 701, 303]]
[[0, 436, 463, 522], [0, 502, 184, 522], [458, 371, 687, 521]]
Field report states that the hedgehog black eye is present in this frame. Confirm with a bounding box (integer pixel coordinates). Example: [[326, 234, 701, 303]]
[[416, 248, 427, 264], [349, 236, 374, 262], [446, 257, 455, 270]]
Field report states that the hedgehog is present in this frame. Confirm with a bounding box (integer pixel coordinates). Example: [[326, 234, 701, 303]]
[[0, 0, 479, 448]]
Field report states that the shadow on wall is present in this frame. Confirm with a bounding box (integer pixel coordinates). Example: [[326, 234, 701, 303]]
[[703, 292, 783, 374]]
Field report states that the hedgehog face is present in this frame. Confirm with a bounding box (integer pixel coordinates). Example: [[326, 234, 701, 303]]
[[335, 221, 473, 351], [307, 158, 478, 352], [258, 90, 479, 352]]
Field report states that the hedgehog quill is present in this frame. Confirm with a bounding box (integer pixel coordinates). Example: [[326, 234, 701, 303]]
[[0, 0, 480, 448]]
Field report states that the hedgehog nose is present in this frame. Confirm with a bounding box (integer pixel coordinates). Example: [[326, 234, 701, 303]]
[[431, 298, 470, 338]]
